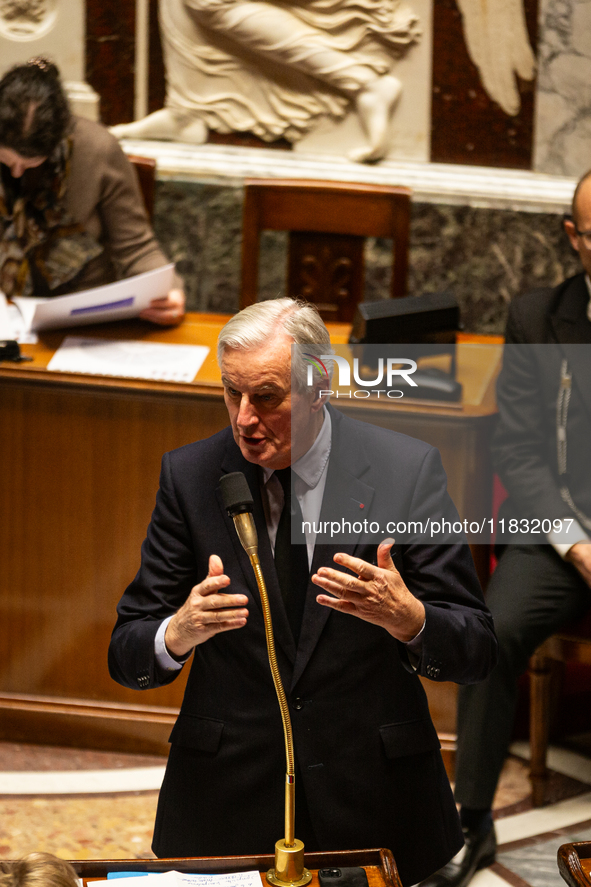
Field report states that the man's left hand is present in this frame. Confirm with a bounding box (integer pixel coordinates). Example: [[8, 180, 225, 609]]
[[312, 538, 426, 643], [140, 288, 186, 326]]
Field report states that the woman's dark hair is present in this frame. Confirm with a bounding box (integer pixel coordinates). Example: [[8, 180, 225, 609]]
[[0, 58, 71, 158]]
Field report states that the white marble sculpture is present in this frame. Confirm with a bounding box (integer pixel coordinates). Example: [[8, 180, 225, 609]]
[[456, 0, 536, 116], [110, 0, 422, 163]]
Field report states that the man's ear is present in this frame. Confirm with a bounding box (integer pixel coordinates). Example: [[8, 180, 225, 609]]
[[564, 218, 580, 254], [310, 382, 328, 413]]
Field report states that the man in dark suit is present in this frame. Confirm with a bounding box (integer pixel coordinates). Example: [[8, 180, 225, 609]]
[[109, 297, 497, 887], [424, 171, 591, 887]]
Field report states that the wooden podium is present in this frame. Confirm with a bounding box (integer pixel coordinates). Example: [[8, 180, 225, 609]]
[[71, 849, 402, 887]]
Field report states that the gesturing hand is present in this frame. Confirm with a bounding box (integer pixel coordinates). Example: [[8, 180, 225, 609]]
[[165, 554, 249, 657], [312, 539, 425, 643]]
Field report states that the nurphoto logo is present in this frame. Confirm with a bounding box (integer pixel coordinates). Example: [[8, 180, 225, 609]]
[[304, 351, 418, 399]]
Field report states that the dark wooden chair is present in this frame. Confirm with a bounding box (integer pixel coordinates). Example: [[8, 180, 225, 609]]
[[529, 609, 591, 806], [128, 154, 157, 221], [487, 478, 591, 806], [240, 179, 411, 323], [558, 841, 591, 887]]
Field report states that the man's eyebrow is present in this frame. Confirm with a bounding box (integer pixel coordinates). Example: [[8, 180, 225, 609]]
[[221, 376, 282, 393], [255, 382, 282, 393]]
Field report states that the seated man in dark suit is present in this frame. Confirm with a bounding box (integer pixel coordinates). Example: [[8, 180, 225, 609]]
[[423, 170, 591, 887], [109, 297, 497, 887]]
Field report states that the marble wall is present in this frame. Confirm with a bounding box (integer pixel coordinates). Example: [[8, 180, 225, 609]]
[[0, 0, 99, 119], [153, 180, 580, 336], [533, 0, 591, 176]]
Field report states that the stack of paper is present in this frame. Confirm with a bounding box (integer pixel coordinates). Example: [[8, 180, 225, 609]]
[[91, 870, 263, 886]]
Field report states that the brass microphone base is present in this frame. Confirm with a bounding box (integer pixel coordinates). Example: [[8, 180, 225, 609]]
[[266, 838, 312, 887]]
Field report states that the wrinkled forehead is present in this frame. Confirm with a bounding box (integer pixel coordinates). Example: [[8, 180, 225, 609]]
[[220, 337, 293, 389]]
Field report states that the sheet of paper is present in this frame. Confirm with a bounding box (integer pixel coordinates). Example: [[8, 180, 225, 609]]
[[92, 874, 169, 886], [0, 291, 17, 339], [10, 297, 46, 343], [47, 337, 209, 383], [93, 871, 262, 887], [173, 871, 263, 886], [28, 264, 175, 331]]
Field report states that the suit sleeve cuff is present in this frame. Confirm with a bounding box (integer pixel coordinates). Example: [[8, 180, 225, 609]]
[[155, 616, 191, 672], [548, 519, 590, 556], [404, 617, 426, 670]]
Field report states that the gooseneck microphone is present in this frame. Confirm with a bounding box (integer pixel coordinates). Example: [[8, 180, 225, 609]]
[[220, 471, 258, 559], [219, 472, 311, 887]]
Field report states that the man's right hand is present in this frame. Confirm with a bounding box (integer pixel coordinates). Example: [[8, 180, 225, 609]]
[[164, 554, 249, 657], [566, 541, 591, 589]]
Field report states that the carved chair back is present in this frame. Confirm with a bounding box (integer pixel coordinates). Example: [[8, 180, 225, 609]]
[[128, 154, 157, 221], [240, 179, 411, 323]]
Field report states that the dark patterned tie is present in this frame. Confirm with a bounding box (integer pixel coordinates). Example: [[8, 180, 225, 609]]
[[274, 468, 309, 643]]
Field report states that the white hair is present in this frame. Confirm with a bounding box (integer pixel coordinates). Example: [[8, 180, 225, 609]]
[[217, 298, 333, 390]]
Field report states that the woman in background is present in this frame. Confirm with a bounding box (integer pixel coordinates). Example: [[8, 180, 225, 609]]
[[0, 58, 185, 325]]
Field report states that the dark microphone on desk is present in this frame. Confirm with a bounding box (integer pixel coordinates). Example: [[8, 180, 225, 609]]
[[219, 471, 311, 887]]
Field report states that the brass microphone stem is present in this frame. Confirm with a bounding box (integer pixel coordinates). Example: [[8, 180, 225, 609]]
[[230, 507, 310, 885], [250, 553, 296, 847]]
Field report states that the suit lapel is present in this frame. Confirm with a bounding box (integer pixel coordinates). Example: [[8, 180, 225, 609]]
[[560, 345, 591, 431], [219, 442, 297, 664], [549, 274, 591, 424]]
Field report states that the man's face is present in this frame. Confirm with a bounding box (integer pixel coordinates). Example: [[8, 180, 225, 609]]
[[565, 178, 591, 278], [221, 333, 323, 470]]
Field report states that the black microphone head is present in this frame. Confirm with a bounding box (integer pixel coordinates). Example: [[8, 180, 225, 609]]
[[219, 472, 254, 517]]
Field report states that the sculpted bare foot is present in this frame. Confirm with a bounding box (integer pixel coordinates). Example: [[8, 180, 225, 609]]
[[349, 74, 401, 163], [110, 108, 207, 144], [177, 117, 208, 144]]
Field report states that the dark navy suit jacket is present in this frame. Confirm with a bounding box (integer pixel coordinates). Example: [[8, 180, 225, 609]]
[[109, 406, 497, 886], [493, 273, 591, 534]]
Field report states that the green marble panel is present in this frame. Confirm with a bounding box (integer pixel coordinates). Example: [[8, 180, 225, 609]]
[[153, 180, 580, 335]]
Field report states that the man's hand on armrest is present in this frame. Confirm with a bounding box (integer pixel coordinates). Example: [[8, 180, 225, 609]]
[[164, 554, 249, 657], [565, 541, 591, 588]]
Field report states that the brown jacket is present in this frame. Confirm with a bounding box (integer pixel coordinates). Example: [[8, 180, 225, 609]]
[[56, 116, 169, 293]]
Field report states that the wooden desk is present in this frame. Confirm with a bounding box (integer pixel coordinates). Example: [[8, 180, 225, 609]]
[[0, 315, 500, 753], [71, 849, 401, 887], [558, 842, 591, 887]]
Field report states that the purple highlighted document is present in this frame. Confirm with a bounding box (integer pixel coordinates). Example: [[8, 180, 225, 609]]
[[29, 264, 175, 332], [70, 297, 135, 316]]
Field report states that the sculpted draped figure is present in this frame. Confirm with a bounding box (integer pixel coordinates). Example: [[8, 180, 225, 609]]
[[110, 0, 421, 162]]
